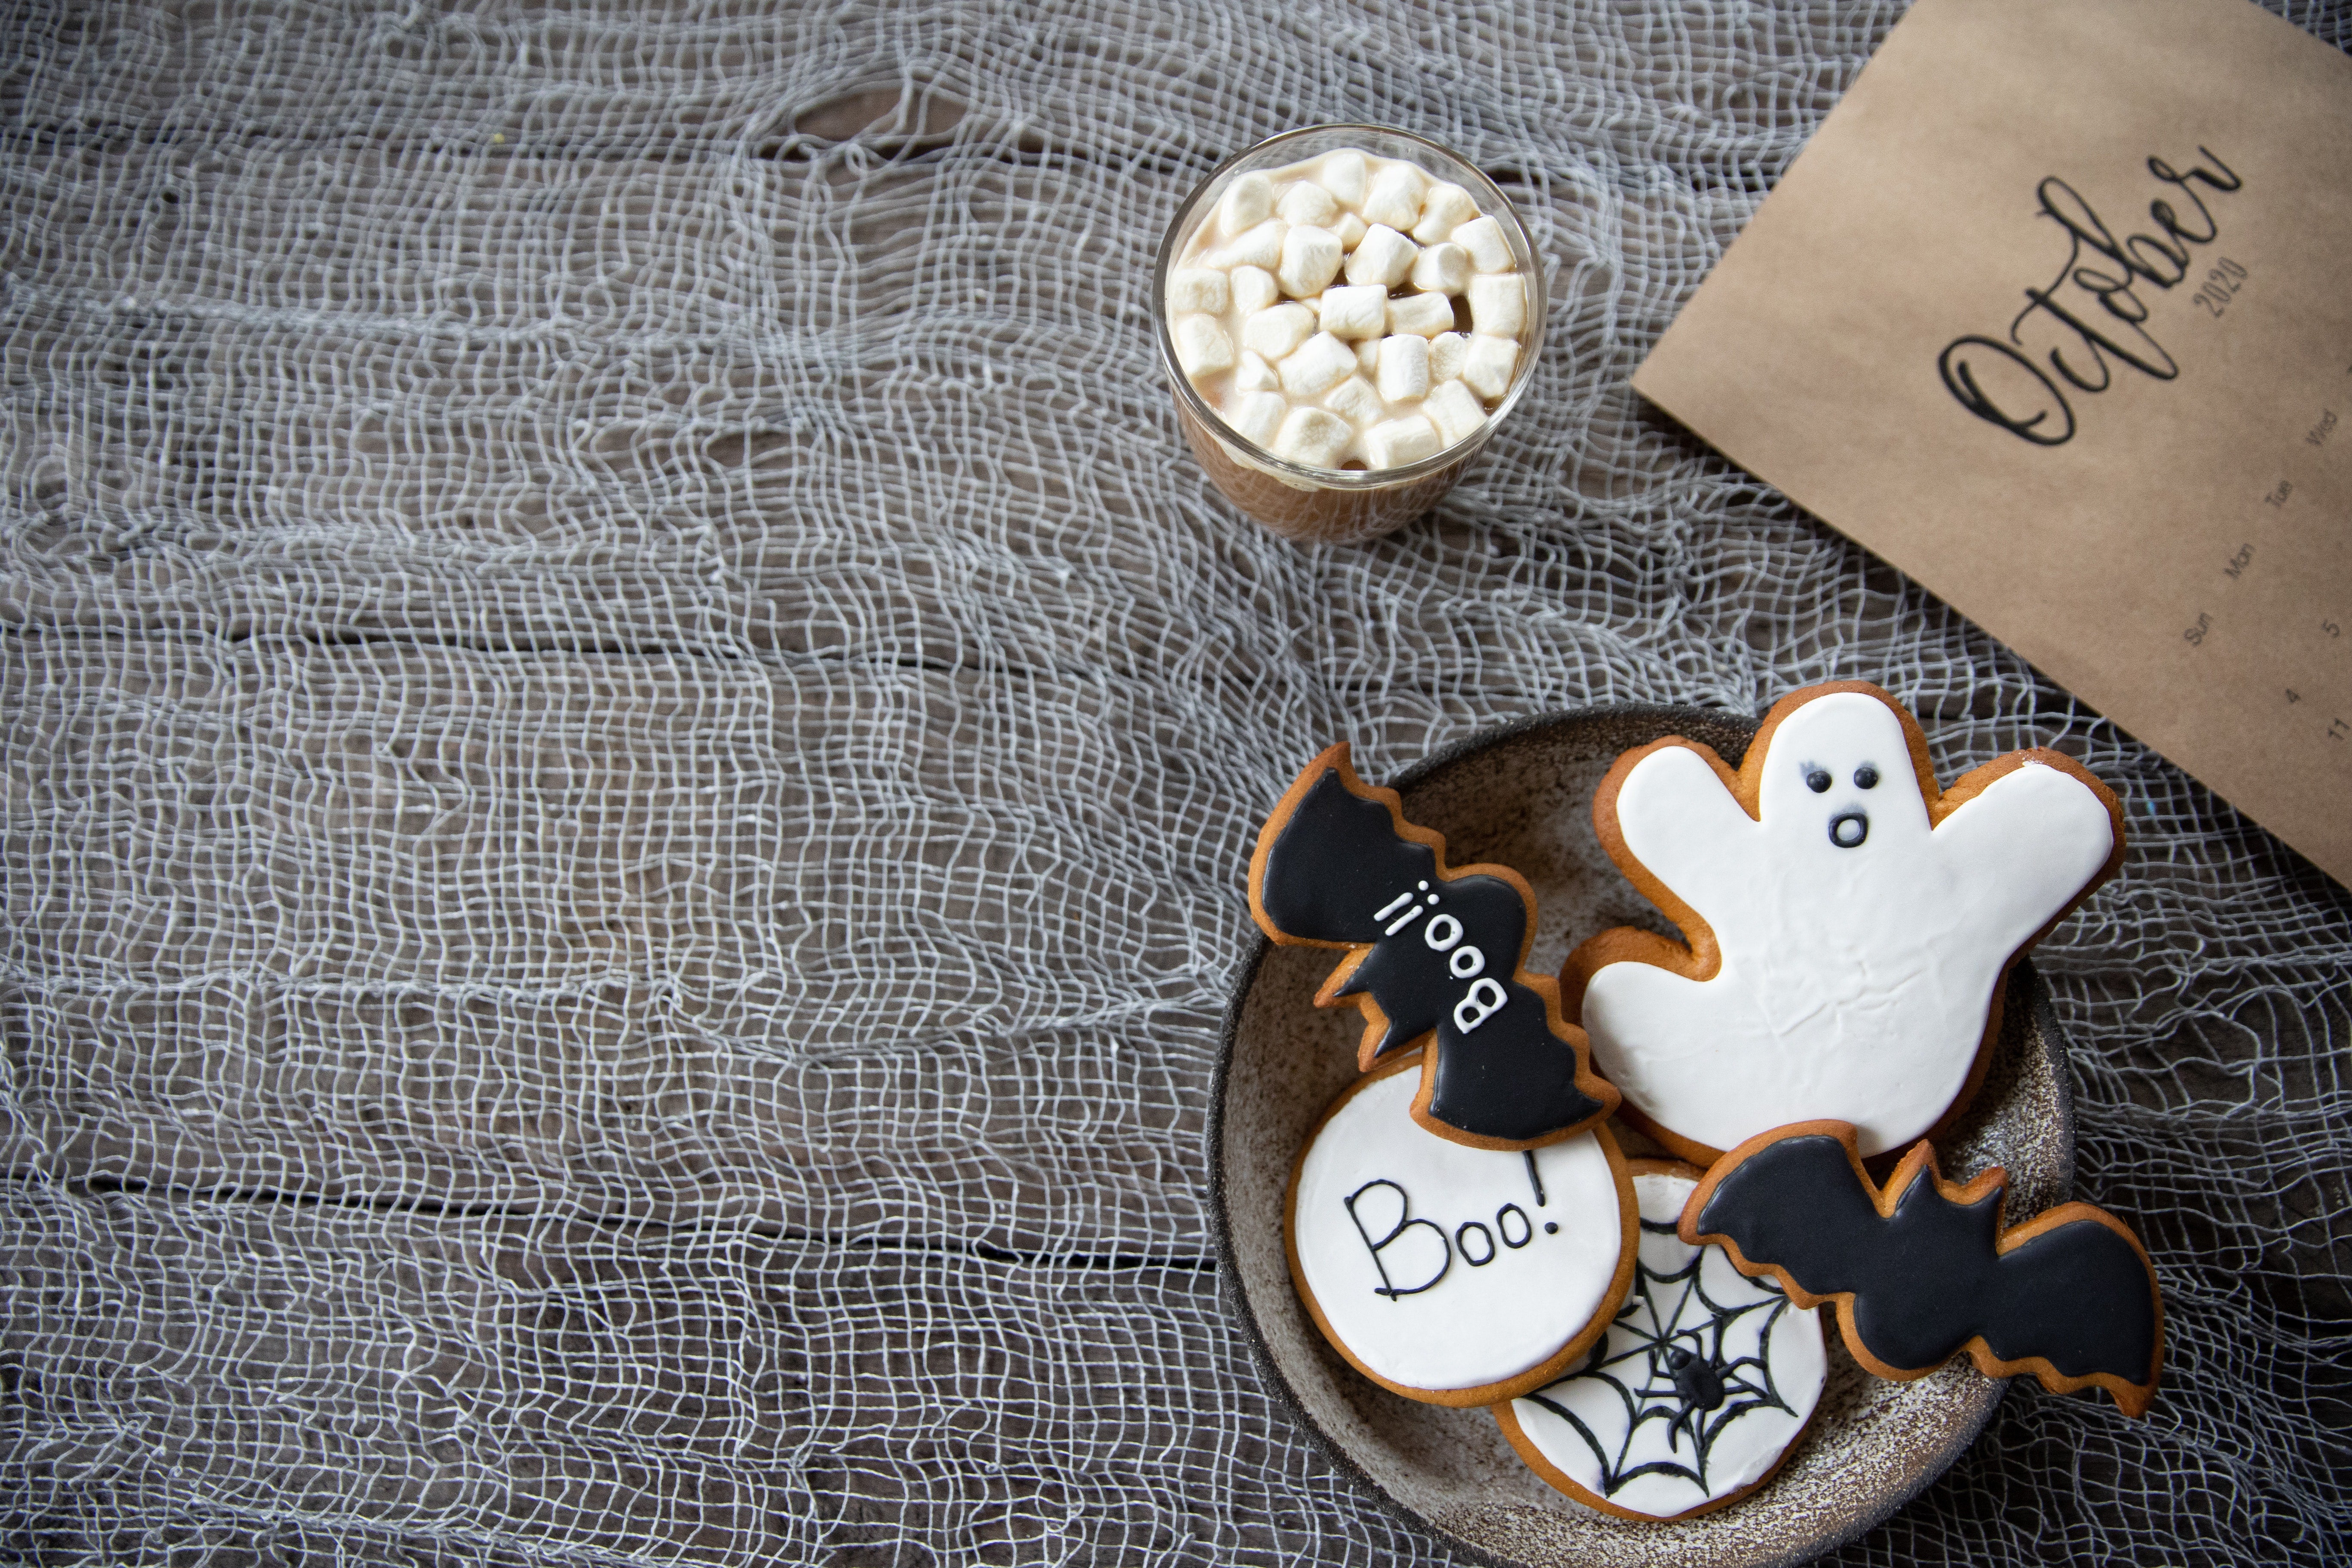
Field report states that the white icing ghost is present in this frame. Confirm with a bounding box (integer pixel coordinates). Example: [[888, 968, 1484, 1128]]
[[1578, 689, 2117, 1157]]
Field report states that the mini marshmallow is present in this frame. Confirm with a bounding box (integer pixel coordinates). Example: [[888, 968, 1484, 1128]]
[[1272, 405, 1353, 467], [1365, 414, 1443, 469], [1277, 181, 1339, 229], [1332, 212, 1367, 251], [1429, 331, 1469, 383], [1410, 242, 1470, 297], [1225, 389, 1288, 447], [1166, 267, 1229, 315], [1233, 350, 1280, 392], [1376, 334, 1431, 403], [1240, 301, 1316, 361], [1451, 214, 1513, 273], [1411, 182, 1480, 245], [1231, 265, 1279, 316], [1467, 273, 1526, 338], [1344, 224, 1417, 288], [1278, 332, 1358, 398], [1384, 292, 1455, 337], [1277, 226, 1343, 299], [1355, 338, 1381, 375], [1425, 379, 1487, 445], [1218, 172, 1274, 236], [1211, 218, 1287, 272], [1174, 315, 1234, 377], [1362, 163, 1427, 230], [1461, 333, 1517, 399], [1317, 284, 1388, 340], [1320, 150, 1368, 209], [1326, 375, 1382, 429]]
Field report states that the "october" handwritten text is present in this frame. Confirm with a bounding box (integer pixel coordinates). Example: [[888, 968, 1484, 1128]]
[[1938, 149, 2242, 447]]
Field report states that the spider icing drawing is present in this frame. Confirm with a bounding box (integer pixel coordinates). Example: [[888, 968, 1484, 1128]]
[[1498, 1167, 1827, 1521]]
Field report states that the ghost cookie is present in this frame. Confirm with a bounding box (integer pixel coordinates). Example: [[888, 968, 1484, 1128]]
[[1497, 1161, 1826, 1520], [1252, 742, 1619, 1150], [1562, 682, 2124, 1163], [1286, 1046, 1637, 1406]]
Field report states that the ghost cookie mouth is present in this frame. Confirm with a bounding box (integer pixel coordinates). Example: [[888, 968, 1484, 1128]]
[[1827, 809, 1870, 848]]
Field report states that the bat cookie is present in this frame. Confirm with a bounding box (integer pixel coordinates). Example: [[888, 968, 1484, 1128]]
[[1251, 743, 1619, 1150], [1562, 681, 2124, 1163], [1498, 1160, 1826, 1522], [1286, 1046, 1637, 1407], [1682, 1121, 2162, 1417]]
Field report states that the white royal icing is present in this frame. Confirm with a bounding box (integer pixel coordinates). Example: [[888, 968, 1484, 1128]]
[[1290, 1060, 1626, 1394], [1508, 1171, 1825, 1519], [1582, 691, 2114, 1155]]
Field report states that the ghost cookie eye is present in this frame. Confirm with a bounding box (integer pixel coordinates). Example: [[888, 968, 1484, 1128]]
[[1803, 765, 1832, 793], [1854, 764, 1880, 789]]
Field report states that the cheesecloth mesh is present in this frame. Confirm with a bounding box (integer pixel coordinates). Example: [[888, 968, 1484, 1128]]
[[2, 1, 2346, 1562]]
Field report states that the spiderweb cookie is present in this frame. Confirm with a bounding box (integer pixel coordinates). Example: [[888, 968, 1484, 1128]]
[[1497, 1161, 1826, 1520]]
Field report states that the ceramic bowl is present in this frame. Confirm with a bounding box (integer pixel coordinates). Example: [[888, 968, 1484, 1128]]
[[1210, 704, 2078, 1567]]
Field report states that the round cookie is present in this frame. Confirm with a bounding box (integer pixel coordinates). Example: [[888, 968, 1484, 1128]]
[[1497, 1161, 1827, 1521], [1562, 680, 2125, 1163], [1285, 1047, 1636, 1406]]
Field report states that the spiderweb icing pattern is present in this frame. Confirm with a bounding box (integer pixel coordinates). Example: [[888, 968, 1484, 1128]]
[[1528, 1214, 1797, 1495]]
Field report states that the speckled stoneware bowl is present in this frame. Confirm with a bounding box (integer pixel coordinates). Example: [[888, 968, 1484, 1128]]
[[1210, 705, 2078, 1568]]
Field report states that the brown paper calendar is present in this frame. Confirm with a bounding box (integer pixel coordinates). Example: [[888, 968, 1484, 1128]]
[[1635, 0, 2352, 885]]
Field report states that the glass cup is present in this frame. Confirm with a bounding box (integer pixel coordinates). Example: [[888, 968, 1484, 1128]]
[[1153, 124, 1546, 546]]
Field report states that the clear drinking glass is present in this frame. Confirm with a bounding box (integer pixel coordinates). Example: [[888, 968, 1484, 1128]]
[[1153, 124, 1547, 546]]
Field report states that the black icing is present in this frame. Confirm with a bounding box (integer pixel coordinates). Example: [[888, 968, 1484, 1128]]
[[1854, 763, 1880, 789], [1341, 1165, 1589, 1301], [1827, 808, 1869, 848], [1665, 1346, 1726, 1412], [1344, 1179, 1450, 1299], [1803, 766, 1832, 793], [1258, 769, 1439, 948], [1259, 768, 1606, 1144], [1693, 1133, 2159, 1386]]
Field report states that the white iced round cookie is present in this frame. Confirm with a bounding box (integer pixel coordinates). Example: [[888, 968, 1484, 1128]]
[[1576, 686, 2118, 1157], [1286, 1047, 1634, 1406], [1498, 1167, 1826, 1521]]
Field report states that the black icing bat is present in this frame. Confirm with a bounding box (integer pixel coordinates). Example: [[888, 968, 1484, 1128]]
[[1248, 744, 1617, 1149], [1682, 1121, 2163, 1417]]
